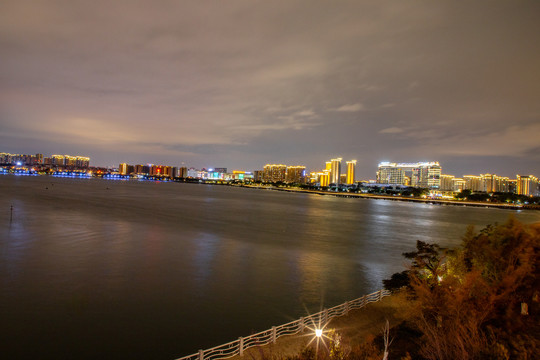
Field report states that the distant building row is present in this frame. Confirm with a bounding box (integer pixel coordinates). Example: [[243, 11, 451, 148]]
[[119, 163, 253, 181], [375, 161, 539, 196], [260, 158, 357, 186], [119, 163, 187, 178], [259, 164, 307, 184], [440, 174, 539, 196], [0, 152, 90, 168]]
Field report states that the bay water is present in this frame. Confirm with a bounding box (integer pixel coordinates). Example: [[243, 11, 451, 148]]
[[1, 175, 539, 359]]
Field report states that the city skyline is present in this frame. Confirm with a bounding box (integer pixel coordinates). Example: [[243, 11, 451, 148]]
[[1, 1, 540, 178], [3, 151, 539, 190]]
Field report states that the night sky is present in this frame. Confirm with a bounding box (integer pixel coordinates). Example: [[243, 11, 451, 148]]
[[1, 1, 539, 179]]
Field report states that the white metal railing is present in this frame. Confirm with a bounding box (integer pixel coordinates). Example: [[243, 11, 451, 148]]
[[175, 289, 391, 360]]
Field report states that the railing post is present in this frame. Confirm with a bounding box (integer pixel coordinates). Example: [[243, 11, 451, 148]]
[[300, 317, 305, 332], [272, 326, 276, 344], [345, 301, 349, 315], [323, 309, 328, 325], [379, 289, 383, 301], [198, 349, 204, 360], [239, 337, 244, 357]]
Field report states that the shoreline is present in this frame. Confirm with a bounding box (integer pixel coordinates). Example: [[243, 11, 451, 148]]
[[2, 173, 538, 211], [240, 184, 540, 211]]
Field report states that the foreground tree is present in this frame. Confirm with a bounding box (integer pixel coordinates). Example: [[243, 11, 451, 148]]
[[403, 218, 540, 359]]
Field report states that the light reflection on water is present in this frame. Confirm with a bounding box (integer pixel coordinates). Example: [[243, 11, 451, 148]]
[[1, 175, 539, 359]]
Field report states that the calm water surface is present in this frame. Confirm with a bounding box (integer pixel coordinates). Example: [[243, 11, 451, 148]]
[[1, 175, 539, 359]]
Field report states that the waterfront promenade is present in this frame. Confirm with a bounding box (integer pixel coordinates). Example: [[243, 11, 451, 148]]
[[226, 292, 411, 360]]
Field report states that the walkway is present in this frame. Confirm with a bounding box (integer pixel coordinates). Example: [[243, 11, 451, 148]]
[[228, 292, 411, 360]]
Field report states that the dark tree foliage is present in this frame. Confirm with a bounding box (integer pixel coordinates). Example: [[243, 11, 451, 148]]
[[454, 189, 472, 199], [391, 218, 540, 360], [403, 240, 449, 281], [382, 270, 410, 292], [467, 192, 491, 201]]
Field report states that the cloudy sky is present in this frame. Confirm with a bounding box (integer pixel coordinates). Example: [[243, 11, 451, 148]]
[[1, 0, 539, 178]]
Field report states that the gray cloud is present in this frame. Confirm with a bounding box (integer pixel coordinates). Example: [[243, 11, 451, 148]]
[[379, 127, 405, 134], [334, 104, 365, 112], [1, 0, 539, 178]]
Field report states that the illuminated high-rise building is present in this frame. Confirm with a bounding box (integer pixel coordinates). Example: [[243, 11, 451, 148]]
[[51, 155, 65, 166], [1, 152, 44, 166], [330, 158, 342, 184], [34, 154, 43, 164], [481, 174, 495, 193], [163, 166, 173, 178], [0, 153, 11, 164], [308, 172, 319, 184], [516, 175, 539, 196], [64, 155, 77, 167], [119, 163, 128, 175], [75, 156, 90, 168], [285, 166, 306, 184], [377, 162, 405, 184], [319, 171, 330, 187], [453, 178, 465, 192], [495, 176, 510, 193], [346, 160, 356, 185], [262, 164, 287, 183], [377, 161, 441, 188], [49, 154, 89, 168], [324, 161, 332, 183], [463, 175, 484, 192], [481, 174, 510, 193], [151, 165, 163, 176], [178, 167, 188, 178], [440, 175, 455, 191], [253, 170, 263, 182]]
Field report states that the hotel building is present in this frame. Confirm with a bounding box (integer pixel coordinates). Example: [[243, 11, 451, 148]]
[[377, 162, 441, 189]]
